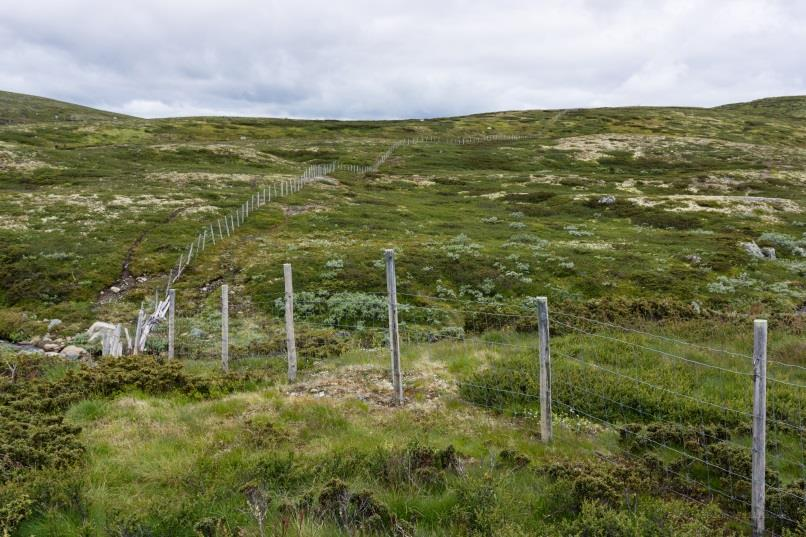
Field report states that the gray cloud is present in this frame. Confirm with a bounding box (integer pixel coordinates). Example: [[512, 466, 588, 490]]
[[1, 0, 804, 118]]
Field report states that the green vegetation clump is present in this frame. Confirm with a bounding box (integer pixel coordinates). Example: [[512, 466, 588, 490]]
[[0, 353, 251, 534]]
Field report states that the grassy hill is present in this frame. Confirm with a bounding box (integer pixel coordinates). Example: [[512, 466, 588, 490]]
[[0, 91, 131, 125], [1, 93, 805, 536]]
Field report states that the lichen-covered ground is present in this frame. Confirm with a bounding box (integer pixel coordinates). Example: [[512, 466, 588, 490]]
[[1, 91, 805, 536]]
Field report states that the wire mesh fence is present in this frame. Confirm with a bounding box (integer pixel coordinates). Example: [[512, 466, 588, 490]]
[[135, 251, 805, 534]]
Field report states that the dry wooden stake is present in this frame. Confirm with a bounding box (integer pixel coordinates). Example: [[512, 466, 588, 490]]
[[168, 289, 175, 360], [284, 263, 297, 382], [751, 319, 767, 537], [537, 297, 552, 442], [221, 284, 229, 373], [385, 249, 404, 405]]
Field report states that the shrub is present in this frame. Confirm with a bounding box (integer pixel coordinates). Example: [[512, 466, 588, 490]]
[[0, 482, 33, 534], [451, 475, 499, 537]]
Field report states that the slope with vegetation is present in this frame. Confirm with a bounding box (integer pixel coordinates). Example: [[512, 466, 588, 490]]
[[0, 91, 805, 536]]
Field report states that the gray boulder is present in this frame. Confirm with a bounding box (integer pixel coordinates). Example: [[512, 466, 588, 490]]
[[60, 345, 88, 360], [741, 241, 765, 258], [47, 318, 62, 331], [598, 195, 616, 205], [761, 247, 776, 260]]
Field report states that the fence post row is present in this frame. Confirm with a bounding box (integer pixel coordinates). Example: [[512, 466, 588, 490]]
[[284, 263, 298, 382], [385, 249, 404, 405], [221, 284, 229, 373], [168, 289, 175, 360], [751, 319, 767, 537], [537, 297, 552, 443]]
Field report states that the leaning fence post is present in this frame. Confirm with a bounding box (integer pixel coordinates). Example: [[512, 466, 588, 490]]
[[537, 297, 552, 442], [284, 264, 298, 381], [752, 319, 767, 537], [168, 289, 175, 360], [221, 284, 229, 373], [385, 249, 404, 405]]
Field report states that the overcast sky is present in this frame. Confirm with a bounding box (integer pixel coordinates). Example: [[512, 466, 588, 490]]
[[1, 0, 804, 119]]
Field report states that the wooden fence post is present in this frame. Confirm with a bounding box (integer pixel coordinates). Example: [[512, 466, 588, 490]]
[[284, 263, 297, 382], [221, 284, 229, 373], [168, 289, 175, 360], [385, 249, 404, 405], [537, 297, 552, 442], [752, 319, 767, 537]]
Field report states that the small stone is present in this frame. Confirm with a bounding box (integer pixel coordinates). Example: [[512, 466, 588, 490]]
[[690, 301, 702, 315], [136, 276, 148, 283], [110, 286, 121, 294], [42, 343, 61, 352], [598, 195, 616, 205], [317, 391, 326, 398], [45, 351, 61, 357], [190, 327, 206, 339], [47, 318, 62, 331], [60, 345, 88, 360], [684, 254, 702, 265], [761, 247, 776, 260]]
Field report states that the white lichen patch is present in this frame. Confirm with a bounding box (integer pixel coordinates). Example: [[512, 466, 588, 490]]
[[145, 171, 286, 186], [616, 178, 642, 194], [629, 195, 801, 221], [479, 191, 509, 200], [150, 143, 291, 164], [548, 133, 804, 163], [0, 214, 29, 231], [283, 204, 329, 216], [558, 240, 614, 250], [0, 149, 55, 171]]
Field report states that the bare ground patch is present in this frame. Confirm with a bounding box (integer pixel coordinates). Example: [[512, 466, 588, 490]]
[[286, 364, 453, 412]]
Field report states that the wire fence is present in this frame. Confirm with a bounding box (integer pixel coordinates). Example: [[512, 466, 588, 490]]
[[139, 255, 806, 535]]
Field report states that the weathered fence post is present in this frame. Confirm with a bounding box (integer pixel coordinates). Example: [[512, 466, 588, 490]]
[[385, 249, 404, 405], [221, 284, 229, 373], [537, 297, 552, 442], [752, 319, 767, 537], [168, 289, 175, 360], [284, 263, 297, 382]]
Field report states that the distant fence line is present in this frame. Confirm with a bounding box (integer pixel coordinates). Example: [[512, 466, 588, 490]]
[[117, 131, 543, 354]]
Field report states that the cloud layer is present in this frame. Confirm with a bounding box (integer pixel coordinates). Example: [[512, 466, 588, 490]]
[[1, 0, 804, 118]]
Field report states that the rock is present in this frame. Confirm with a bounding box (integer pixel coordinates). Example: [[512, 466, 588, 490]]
[[690, 301, 702, 315], [597, 195, 616, 205], [190, 327, 206, 339], [60, 345, 88, 360], [42, 343, 61, 352], [741, 241, 765, 259], [136, 276, 148, 283], [684, 254, 702, 265], [110, 286, 122, 294], [761, 247, 776, 260], [47, 318, 62, 331], [45, 351, 61, 358]]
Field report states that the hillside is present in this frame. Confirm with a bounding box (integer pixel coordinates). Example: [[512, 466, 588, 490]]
[[0, 91, 131, 125], [1, 93, 805, 536]]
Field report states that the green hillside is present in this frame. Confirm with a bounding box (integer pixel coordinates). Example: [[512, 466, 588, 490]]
[[1, 93, 805, 536], [0, 91, 131, 125]]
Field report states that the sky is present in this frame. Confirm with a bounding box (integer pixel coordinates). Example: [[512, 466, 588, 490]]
[[1, 0, 804, 119]]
